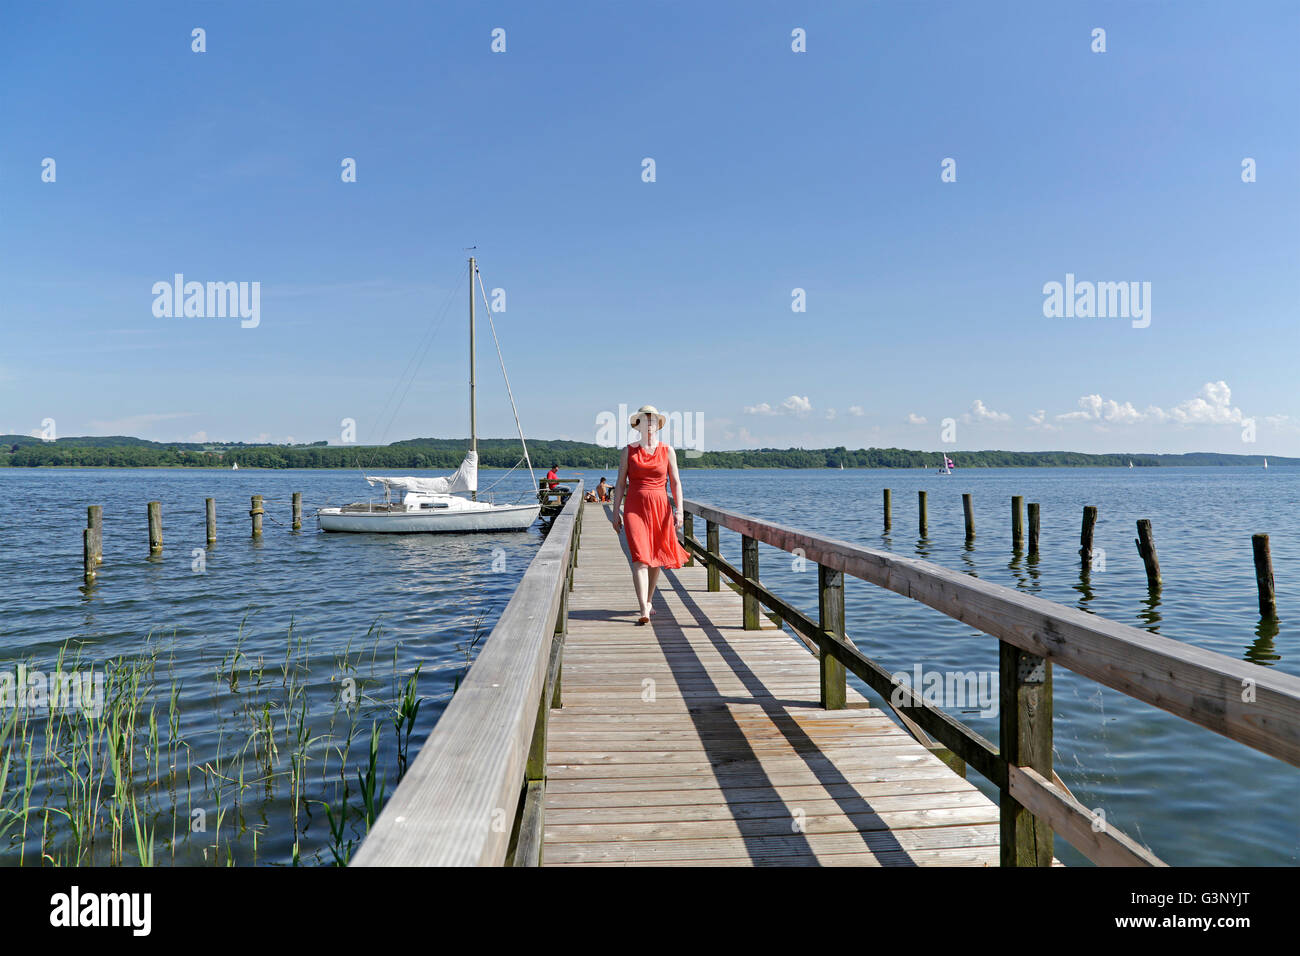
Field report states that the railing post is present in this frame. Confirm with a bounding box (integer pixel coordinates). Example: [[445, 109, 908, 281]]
[[683, 512, 694, 567], [741, 535, 759, 629], [818, 564, 846, 710], [999, 641, 1054, 866], [706, 520, 720, 592]]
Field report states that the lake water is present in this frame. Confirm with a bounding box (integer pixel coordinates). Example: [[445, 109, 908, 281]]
[[0, 465, 1296, 865]]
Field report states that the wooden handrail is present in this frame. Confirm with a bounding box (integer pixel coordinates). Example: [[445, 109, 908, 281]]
[[684, 498, 1300, 767], [352, 482, 584, 867], [683, 496, 1300, 867]]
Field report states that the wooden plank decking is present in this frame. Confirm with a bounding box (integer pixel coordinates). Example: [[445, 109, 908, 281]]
[[543, 506, 1005, 866]]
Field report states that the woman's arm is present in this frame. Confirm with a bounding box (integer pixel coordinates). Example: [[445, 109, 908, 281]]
[[666, 445, 684, 530], [611, 446, 629, 531]]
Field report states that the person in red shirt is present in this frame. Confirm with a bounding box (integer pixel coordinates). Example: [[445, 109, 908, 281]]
[[546, 464, 559, 490]]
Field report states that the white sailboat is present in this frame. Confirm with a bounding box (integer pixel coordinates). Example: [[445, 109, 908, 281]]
[[231, 461, 239, 470], [1264, 458, 1269, 469], [318, 257, 541, 533], [937, 454, 953, 475], [1128, 460, 1133, 469]]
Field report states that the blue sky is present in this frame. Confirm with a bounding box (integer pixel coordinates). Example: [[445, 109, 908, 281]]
[[3, 1, 1297, 455]]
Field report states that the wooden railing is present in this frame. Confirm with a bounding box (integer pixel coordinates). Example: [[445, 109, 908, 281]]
[[351, 482, 583, 867], [680, 499, 1300, 867]]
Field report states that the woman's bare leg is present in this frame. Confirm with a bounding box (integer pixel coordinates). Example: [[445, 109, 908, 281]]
[[632, 562, 650, 618], [646, 566, 662, 613]]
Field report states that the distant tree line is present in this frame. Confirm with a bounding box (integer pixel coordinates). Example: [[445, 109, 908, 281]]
[[1, 435, 1288, 470]]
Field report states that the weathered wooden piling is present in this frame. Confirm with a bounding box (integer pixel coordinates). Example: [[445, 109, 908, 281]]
[[1135, 520, 1161, 589], [292, 492, 303, 531], [706, 520, 720, 591], [741, 535, 759, 629], [87, 505, 102, 565], [1080, 506, 1098, 567], [250, 495, 264, 538], [818, 564, 846, 710], [962, 493, 975, 541], [1253, 533, 1277, 618], [147, 501, 162, 554], [883, 488, 892, 532], [1027, 503, 1040, 557], [83, 528, 96, 584], [206, 498, 217, 544], [918, 490, 928, 537], [1011, 496, 1024, 551]]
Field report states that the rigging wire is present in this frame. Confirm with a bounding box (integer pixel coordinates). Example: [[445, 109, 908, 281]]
[[475, 265, 537, 494]]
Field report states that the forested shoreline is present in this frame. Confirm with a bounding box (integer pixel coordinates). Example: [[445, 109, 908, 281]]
[[0, 436, 1287, 469]]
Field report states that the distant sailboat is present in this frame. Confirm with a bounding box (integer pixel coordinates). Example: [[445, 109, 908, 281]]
[[1128, 460, 1133, 469], [938, 455, 953, 475], [231, 461, 239, 470], [1264, 458, 1269, 469]]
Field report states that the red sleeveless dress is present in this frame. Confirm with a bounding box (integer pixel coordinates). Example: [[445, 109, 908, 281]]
[[623, 443, 687, 568]]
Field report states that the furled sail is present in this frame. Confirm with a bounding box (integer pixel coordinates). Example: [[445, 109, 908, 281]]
[[365, 450, 478, 495]]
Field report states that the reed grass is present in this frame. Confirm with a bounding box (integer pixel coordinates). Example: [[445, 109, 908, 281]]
[[0, 616, 430, 866]]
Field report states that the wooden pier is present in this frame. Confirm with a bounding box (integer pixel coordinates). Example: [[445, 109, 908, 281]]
[[353, 483, 1300, 868], [542, 513, 1004, 866]]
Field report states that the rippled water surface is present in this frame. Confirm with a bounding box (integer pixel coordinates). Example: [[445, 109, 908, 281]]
[[1, 466, 1296, 865]]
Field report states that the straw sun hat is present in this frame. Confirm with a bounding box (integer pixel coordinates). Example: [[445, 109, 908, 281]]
[[629, 405, 667, 430]]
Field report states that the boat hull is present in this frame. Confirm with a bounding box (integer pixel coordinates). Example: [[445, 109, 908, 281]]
[[317, 503, 540, 534]]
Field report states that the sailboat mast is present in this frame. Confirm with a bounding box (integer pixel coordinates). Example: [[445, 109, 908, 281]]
[[469, 255, 477, 500]]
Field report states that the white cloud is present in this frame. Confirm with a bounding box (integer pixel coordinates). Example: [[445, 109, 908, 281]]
[[825, 408, 837, 421], [962, 400, 1011, 424], [848, 406, 864, 417], [1055, 382, 1246, 428], [907, 413, 928, 425], [744, 395, 812, 417]]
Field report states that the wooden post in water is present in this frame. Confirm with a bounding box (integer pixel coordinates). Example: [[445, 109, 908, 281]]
[[1080, 506, 1098, 568], [999, 641, 1054, 866], [147, 501, 162, 555], [918, 490, 928, 537], [706, 520, 720, 592], [1135, 520, 1161, 589], [962, 493, 975, 542], [741, 535, 759, 630], [292, 492, 302, 531], [882, 488, 891, 532], [83, 528, 96, 584], [206, 498, 217, 544], [818, 564, 846, 710], [87, 505, 102, 565], [250, 495, 264, 538], [1027, 503, 1040, 557], [1253, 534, 1277, 618], [683, 512, 694, 567], [1011, 496, 1024, 551]]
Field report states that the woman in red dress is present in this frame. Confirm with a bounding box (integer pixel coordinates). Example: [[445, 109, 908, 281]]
[[611, 404, 688, 624]]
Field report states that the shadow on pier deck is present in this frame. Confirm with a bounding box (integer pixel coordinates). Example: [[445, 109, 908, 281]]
[[544, 510, 1001, 866]]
